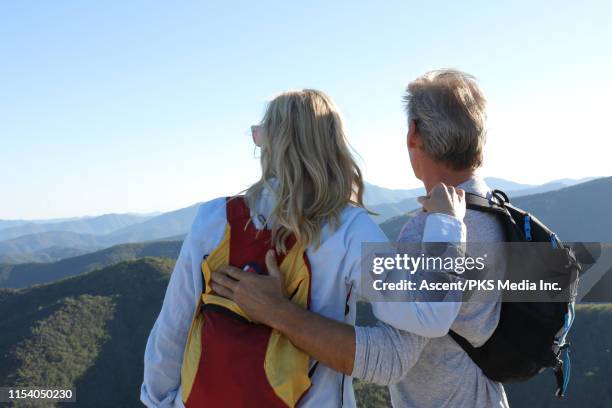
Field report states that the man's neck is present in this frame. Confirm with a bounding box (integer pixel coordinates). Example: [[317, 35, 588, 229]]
[[421, 167, 476, 193]]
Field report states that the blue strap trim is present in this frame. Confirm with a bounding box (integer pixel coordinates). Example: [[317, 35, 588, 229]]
[[555, 302, 575, 397], [557, 302, 575, 346], [551, 233, 559, 248], [562, 349, 571, 393], [524, 215, 532, 241]]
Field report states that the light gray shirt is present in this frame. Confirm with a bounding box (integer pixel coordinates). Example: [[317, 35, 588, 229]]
[[352, 177, 510, 408]]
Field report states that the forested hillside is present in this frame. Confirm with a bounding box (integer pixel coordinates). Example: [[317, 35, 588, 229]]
[[1, 259, 610, 407], [0, 258, 174, 408]]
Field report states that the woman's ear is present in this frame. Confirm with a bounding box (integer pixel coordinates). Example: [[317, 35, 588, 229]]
[[252, 126, 264, 147]]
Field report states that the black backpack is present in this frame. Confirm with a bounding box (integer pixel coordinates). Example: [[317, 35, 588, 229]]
[[449, 190, 580, 398]]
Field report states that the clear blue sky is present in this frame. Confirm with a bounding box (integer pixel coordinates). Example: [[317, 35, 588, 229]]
[[1, 1, 610, 219]]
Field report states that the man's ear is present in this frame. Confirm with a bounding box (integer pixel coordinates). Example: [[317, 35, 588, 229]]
[[407, 120, 420, 149]]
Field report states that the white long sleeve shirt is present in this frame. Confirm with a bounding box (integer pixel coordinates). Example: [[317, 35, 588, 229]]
[[141, 187, 465, 408]]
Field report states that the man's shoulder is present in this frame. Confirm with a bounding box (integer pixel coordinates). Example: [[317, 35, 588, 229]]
[[460, 177, 506, 242], [464, 208, 505, 242]]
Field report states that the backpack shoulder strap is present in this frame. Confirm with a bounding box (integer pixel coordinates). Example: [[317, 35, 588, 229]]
[[465, 191, 507, 215], [226, 196, 251, 226], [224, 195, 299, 259], [448, 330, 482, 363], [450, 190, 508, 364]]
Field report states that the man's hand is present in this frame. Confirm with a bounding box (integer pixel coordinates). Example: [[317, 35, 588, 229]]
[[211, 249, 356, 374], [417, 183, 466, 220], [211, 250, 290, 326]]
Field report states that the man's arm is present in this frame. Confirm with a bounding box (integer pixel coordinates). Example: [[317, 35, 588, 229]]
[[273, 304, 357, 374], [212, 250, 357, 374], [212, 252, 431, 381], [353, 323, 429, 385], [370, 212, 466, 334], [210, 184, 465, 375]]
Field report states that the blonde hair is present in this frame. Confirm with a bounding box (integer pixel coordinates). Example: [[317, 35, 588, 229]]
[[246, 89, 365, 252]]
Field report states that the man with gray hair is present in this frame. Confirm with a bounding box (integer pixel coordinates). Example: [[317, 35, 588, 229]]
[[405, 69, 487, 172], [212, 69, 509, 407]]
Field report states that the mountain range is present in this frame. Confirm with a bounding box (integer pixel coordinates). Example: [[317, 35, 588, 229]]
[[0, 177, 601, 264], [0, 213, 154, 242], [380, 176, 612, 242], [0, 241, 181, 289], [3, 179, 611, 296], [367, 176, 597, 222], [0, 176, 611, 407], [0, 207, 197, 264]]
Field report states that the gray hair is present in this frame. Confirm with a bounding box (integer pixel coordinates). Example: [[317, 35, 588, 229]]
[[404, 69, 487, 170]]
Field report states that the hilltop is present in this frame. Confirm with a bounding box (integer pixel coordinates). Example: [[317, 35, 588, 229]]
[[0, 240, 181, 289], [511, 176, 612, 242], [0, 258, 174, 407]]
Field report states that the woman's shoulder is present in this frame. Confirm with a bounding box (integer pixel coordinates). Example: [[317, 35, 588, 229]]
[[188, 197, 228, 240], [324, 205, 388, 246], [339, 204, 370, 225], [193, 196, 227, 221]]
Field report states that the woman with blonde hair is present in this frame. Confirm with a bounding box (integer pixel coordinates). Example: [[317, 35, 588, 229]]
[[141, 89, 465, 408]]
